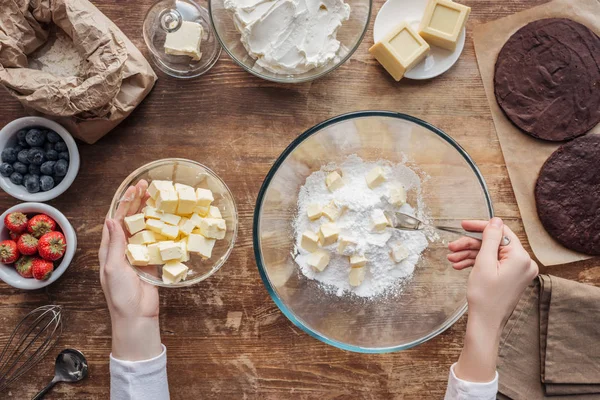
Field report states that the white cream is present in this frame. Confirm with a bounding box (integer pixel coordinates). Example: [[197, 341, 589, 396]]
[[225, 0, 351, 74]]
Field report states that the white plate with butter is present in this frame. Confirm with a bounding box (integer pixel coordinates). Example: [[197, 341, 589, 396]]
[[373, 0, 466, 80]]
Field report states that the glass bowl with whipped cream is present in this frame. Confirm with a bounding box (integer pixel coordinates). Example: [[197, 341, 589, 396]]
[[209, 0, 372, 82], [254, 112, 494, 352]]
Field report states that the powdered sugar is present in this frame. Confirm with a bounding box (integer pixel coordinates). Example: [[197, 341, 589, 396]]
[[293, 155, 430, 298]]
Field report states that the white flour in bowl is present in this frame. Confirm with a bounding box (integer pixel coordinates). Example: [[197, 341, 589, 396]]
[[293, 155, 430, 298]]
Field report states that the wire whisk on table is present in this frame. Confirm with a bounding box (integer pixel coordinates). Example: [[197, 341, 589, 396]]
[[0, 305, 63, 393]]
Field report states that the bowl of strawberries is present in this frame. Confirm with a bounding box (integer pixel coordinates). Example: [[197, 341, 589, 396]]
[[0, 203, 76, 290]]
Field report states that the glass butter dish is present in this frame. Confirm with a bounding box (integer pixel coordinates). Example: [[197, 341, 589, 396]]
[[143, 0, 221, 78]]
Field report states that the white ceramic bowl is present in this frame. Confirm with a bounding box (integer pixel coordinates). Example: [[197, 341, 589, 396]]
[[0, 203, 77, 290], [0, 117, 80, 202]]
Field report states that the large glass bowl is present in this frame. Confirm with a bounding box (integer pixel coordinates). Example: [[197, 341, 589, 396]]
[[253, 112, 493, 352], [208, 0, 372, 83], [109, 159, 238, 288]]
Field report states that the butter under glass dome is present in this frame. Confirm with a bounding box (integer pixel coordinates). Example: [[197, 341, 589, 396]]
[[254, 112, 494, 352]]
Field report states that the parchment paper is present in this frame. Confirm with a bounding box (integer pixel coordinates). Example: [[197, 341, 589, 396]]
[[0, 0, 157, 144], [473, 0, 600, 267]]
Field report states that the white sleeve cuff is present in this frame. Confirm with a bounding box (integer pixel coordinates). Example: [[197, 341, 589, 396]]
[[444, 363, 498, 400], [110, 344, 170, 400]]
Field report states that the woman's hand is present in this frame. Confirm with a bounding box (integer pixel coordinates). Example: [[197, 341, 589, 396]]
[[99, 180, 162, 361], [447, 218, 538, 382]]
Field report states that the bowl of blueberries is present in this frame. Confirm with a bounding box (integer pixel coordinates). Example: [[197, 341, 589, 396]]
[[0, 117, 80, 202]]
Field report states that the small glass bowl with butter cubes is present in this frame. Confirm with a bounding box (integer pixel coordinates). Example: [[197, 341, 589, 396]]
[[109, 159, 238, 287]]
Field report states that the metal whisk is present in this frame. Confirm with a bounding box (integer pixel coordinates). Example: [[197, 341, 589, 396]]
[[0, 305, 63, 393]]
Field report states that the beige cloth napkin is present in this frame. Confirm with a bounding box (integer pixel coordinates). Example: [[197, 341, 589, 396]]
[[498, 275, 600, 399]]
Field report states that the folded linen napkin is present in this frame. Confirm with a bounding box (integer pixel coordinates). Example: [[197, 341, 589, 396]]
[[497, 275, 600, 399]]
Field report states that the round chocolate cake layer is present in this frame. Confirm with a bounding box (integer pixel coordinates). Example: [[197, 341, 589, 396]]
[[495, 18, 600, 141], [536, 134, 600, 255]]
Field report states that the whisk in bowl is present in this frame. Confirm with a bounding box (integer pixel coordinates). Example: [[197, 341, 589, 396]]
[[0, 305, 63, 393]]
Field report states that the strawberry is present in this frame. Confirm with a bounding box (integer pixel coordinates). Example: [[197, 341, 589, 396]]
[[17, 234, 38, 256], [9, 231, 20, 241], [27, 214, 56, 239], [37, 232, 66, 261], [0, 240, 20, 264], [32, 258, 54, 280], [15, 255, 35, 278], [4, 212, 28, 234]]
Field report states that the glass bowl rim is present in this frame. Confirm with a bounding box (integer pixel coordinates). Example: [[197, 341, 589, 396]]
[[208, 0, 373, 83], [109, 158, 239, 288], [252, 111, 494, 353]]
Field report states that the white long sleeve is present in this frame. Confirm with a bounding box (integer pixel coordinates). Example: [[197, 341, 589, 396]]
[[444, 363, 498, 400], [110, 344, 170, 400]]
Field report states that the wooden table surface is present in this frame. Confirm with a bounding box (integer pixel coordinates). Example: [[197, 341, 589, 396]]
[[1, 0, 599, 398]]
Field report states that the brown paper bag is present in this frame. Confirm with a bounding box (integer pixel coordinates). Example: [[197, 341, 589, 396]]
[[472, 0, 600, 266], [0, 0, 157, 144]]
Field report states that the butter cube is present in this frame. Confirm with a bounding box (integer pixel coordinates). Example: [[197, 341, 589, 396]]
[[124, 213, 146, 235], [193, 205, 210, 217], [195, 188, 214, 207], [369, 21, 430, 81], [178, 217, 196, 236], [189, 213, 203, 228], [144, 206, 163, 220], [156, 189, 179, 214], [176, 184, 197, 215], [391, 243, 410, 263], [389, 185, 407, 207], [126, 244, 149, 266], [349, 267, 366, 287], [146, 197, 156, 208], [161, 224, 180, 240], [154, 233, 169, 242], [208, 206, 222, 219], [301, 231, 320, 252], [322, 201, 341, 221], [350, 254, 367, 268], [199, 218, 226, 240], [158, 241, 183, 261], [146, 219, 165, 233], [366, 166, 386, 189], [319, 223, 340, 247], [164, 21, 203, 61], [176, 240, 190, 262], [307, 204, 323, 221], [325, 171, 344, 192], [372, 209, 390, 231], [147, 243, 164, 265], [162, 260, 189, 284], [187, 233, 216, 259], [161, 213, 182, 226], [419, 0, 471, 51], [338, 235, 357, 255], [307, 250, 330, 272], [128, 230, 157, 245], [148, 180, 174, 200]]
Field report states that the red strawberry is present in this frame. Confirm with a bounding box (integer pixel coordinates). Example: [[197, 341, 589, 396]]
[[17, 234, 38, 256], [27, 214, 56, 239], [9, 231, 20, 241], [32, 258, 54, 280], [0, 240, 20, 264], [38, 232, 66, 261], [4, 212, 28, 234], [15, 255, 35, 278]]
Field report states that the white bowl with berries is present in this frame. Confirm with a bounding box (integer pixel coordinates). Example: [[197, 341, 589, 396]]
[[0, 203, 76, 290], [0, 116, 80, 202]]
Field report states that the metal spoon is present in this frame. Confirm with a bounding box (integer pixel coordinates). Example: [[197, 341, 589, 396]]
[[386, 211, 511, 246], [32, 349, 88, 400]]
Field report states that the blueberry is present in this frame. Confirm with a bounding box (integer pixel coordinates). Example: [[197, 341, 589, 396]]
[[1, 147, 17, 163], [26, 148, 45, 165], [25, 129, 46, 147], [39, 175, 54, 191], [0, 163, 14, 177], [9, 172, 23, 185], [54, 142, 67, 152], [54, 159, 68, 177], [12, 162, 27, 175], [16, 129, 28, 147], [40, 161, 56, 176], [53, 175, 64, 185], [58, 152, 69, 161], [47, 131, 61, 143], [17, 150, 30, 164], [46, 150, 58, 161], [23, 174, 32, 182], [24, 175, 40, 193], [43, 142, 54, 152], [14, 145, 23, 153], [28, 164, 41, 175]]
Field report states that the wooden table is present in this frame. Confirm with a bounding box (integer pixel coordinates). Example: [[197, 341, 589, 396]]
[[1, 0, 598, 398]]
